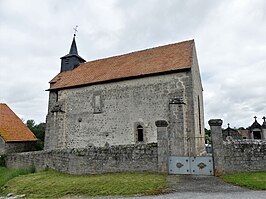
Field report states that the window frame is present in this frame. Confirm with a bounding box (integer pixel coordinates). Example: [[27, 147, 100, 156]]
[[134, 122, 145, 143]]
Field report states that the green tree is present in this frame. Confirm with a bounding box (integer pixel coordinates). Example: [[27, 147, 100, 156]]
[[26, 120, 35, 129], [205, 128, 211, 144], [237, 127, 246, 130], [26, 120, 45, 150]]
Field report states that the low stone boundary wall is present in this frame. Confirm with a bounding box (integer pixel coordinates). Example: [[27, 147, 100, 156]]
[[5, 143, 158, 175], [223, 140, 266, 172], [209, 119, 266, 175]]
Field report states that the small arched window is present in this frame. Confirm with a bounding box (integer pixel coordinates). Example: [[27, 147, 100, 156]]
[[137, 125, 144, 142]]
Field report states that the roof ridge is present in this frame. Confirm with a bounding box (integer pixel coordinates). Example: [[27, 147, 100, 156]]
[[84, 39, 194, 65]]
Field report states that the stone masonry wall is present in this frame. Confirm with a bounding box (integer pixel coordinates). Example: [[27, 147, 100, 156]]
[[191, 46, 205, 155], [5, 144, 158, 175], [209, 119, 266, 175], [0, 137, 36, 155], [223, 140, 266, 172], [0, 137, 5, 154], [45, 71, 198, 151]]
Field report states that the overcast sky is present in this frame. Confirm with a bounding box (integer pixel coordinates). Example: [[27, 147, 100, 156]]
[[0, 0, 265, 129]]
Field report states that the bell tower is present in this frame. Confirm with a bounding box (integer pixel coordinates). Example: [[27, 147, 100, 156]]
[[60, 30, 86, 72]]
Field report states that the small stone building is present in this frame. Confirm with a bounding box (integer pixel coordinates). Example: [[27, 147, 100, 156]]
[[226, 117, 266, 140], [222, 124, 242, 141], [45, 36, 205, 156], [238, 129, 249, 139], [0, 103, 37, 154], [248, 116, 266, 140]]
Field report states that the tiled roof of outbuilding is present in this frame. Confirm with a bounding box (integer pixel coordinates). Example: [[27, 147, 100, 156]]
[[238, 130, 249, 136], [0, 103, 37, 142], [49, 40, 194, 90]]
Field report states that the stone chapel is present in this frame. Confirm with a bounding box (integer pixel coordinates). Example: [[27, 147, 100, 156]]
[[247, 116, 266, 140], [44, 35, 205, 156]]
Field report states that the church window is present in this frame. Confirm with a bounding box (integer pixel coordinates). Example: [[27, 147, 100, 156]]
[[137, 125, 144, 142], [55, 91, 58, 102], [198, 96, 201, 134], [93, 93, 102, 113]]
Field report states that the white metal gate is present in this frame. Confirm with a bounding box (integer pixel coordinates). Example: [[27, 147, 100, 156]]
[[169, 156, 213, 175], [168, 136, 214, 175]]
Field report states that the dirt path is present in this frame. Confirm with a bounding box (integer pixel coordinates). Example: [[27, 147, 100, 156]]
[[167, 175, 246, 193]]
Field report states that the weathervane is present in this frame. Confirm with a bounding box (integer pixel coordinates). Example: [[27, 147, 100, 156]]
[[73, 25, 78, 36]]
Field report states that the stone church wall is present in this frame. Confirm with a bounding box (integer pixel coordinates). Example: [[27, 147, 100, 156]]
[[45, 72, 198, 150], [5, 144, 158, 174], [191, 47, 205, 155]]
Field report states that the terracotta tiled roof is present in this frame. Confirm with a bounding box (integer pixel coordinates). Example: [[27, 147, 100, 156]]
[[0, 103, 37, 142], [49, 40, 194, 90], [238, 130, 250, 137]]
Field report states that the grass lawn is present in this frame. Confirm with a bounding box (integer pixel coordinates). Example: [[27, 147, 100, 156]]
[[0, 167, 34, 188], [0, 169, 167, 199], [221, 171, 266, 190]]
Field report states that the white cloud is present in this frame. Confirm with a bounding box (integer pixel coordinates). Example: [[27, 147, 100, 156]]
[[0, 0, 265, 128]]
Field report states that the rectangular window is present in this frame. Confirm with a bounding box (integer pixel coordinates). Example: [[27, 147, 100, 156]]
[[93, 93, 102, 113], [198, 96, 201, 134], [55, 91, 58, 102]]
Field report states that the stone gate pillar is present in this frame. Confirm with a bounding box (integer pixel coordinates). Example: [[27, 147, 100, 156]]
[[155, 120, 169, 173], [168, 97, 187, 156], [208, 119, 225, 176]]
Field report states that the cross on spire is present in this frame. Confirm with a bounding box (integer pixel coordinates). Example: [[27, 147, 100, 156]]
[[263, 116, 266, 122], [254, 116, 257, 121], [73, 25, 78, 36], [227, 123, 230, 128]]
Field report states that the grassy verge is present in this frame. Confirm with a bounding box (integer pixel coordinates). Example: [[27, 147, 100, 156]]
[[0, 167, 34, 188], [221, 171, 266, 190], [1, 170, 167, 198]]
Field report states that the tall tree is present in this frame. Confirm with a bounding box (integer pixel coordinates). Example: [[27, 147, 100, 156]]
[[26, 120, 45, 150]]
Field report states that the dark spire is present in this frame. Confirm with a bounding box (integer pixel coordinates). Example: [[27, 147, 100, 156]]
[[69, 35, 78, 55], [262, 116, 266, 128], [250, 116, 262, 130], [60, 33, 86, 72]]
